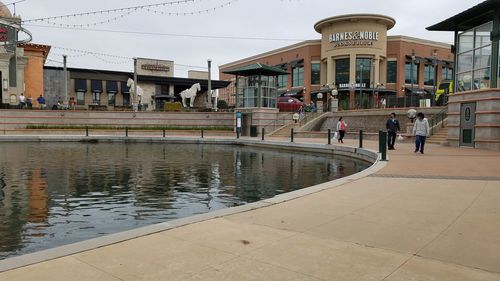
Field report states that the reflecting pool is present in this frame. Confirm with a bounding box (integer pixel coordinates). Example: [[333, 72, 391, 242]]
[[0, 142, 370, 259]]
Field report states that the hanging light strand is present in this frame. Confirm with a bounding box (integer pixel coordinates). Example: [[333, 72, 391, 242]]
[[21, 0, 201, 23], [144, 0, 237, 16]]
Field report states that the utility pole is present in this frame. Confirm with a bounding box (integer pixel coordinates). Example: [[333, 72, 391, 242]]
[[133, 58, 138, 111], [63, 55, 68, 104], [208, 59, 215, 111]]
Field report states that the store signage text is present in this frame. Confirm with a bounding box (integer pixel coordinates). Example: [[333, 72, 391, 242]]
[[141, 64, 171, 72], [329, 31, 379, 48], [338, 83, 366, 89]]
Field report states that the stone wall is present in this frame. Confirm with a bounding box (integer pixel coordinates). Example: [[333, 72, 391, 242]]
[[448, 89, 500, 150]]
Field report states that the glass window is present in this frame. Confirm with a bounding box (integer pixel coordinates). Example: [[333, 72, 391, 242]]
[[311, 63, 321, 85], [474, 45, 492, 70], [424, 65, 435, 86], [92, 92, 100, 105], [335, 58, 350, 86], [405, 62, 418, 84], [356, 58, 371, 88], [387, 61, 397, 83], [456, 22, 493, 92], [277, 75, 288, 88], [76, 91, 85, 105], [123, 93, 130, 106], [108, 93, 115, 106], [475, 22, 492, 48], [442, 67, 453, 80], [458, 30, 474, 53], [292, 66, 304, 87]]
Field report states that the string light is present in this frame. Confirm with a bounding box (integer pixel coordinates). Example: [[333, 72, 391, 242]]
[[144, 0, 236, 16], [22, 0, 201, 23]]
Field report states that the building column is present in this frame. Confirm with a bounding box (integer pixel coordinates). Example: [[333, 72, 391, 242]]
[[327, 56, 334, 85], [349, 55, 357, 109], [373, 55, 380, 87]]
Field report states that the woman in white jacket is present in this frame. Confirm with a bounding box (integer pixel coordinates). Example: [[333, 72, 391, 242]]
[[412, 112, 430, 154]]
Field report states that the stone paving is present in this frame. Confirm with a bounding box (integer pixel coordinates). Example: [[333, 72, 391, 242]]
[[0, 136, 499, 281]]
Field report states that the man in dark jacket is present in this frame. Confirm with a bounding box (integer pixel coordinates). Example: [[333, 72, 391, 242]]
[[386, 112, 401, 150]]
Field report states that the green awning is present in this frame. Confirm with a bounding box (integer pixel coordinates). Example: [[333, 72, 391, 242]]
[[223, 63, 289, 77]]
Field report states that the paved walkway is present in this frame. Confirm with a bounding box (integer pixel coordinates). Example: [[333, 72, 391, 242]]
[[1, 137, 500, 281]]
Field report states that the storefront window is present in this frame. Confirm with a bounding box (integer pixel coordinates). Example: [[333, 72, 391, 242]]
[[277, 74, 287, 88], [424, 64, 435, 86], [442, 67, 453, 80], [92, 92, 100, 105], [405, 62, 419, 84], [456, 21, 492, 91], [123, 93, 130, 106], [387, 61, 397, 83], [292, 66, 304, 86], [335, 58, 350, 86], [108, 93, 115, 106], [311, 63, 320, 85], [76, 91, 85, 105], [356, 58, 371, 87]]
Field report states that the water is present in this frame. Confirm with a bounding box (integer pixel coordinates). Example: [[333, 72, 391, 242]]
[[0, 142, 370, 259]]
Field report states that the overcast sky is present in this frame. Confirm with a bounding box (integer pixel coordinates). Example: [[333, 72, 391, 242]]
[[10, 0, 482, 78]]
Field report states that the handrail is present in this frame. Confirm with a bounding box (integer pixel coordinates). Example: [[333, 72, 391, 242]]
[[429, 107, 448, 135]]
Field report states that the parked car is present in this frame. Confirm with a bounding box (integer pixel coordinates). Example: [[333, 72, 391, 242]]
[[277, 96, 303, 112]]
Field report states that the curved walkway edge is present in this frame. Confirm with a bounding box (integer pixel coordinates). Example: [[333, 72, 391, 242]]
[[1, 136, 500, 281]]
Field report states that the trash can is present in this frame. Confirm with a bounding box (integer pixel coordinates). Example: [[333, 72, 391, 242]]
[[250, 126, 258, 137]]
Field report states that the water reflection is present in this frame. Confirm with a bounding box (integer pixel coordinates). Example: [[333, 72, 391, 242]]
[[0, 143, 369, 259]]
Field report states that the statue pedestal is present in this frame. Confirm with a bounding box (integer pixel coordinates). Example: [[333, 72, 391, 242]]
[[317, 101, 323, 113], [331, 98, 339, 112]]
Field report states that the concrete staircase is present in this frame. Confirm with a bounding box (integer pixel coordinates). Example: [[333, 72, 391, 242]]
[[427, 127, 448, 145]]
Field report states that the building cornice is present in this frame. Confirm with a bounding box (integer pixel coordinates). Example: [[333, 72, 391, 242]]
[[387, 35, 452, 49], [219, 40, 321, 70]]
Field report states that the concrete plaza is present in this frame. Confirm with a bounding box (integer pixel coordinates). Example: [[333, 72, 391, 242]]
[[0, 137, 499, 281]]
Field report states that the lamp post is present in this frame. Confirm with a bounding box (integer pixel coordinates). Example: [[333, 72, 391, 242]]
[[208, 59, 212, 107], [410, 50, 415, 107], [432, 51, 438, 107], [359, 63, 363, 109]]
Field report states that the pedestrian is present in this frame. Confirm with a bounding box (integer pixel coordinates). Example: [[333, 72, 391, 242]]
[[298, 105, 305, 120], [36, 95, 46, 109], [27, 96, 33, 109], [413, 112, 430, 154], [386, 112, 401, 150], [309, 101, 316, 112], [18, 93, 26, 109], [381, 98, 386, 109], [336, 116, 347, 143]]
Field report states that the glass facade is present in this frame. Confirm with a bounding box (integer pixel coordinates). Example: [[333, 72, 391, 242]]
[[335, 58, 350, 87], [292, 66, 304, 87], [356, 58, 371, 88], [108, 93, 115, 106], [456, 21, 493, 91], [76, 91, 85, 105], [387, 61, 397, 83], [311, 63, 321, 85], [236, 75, 278, 108], [92, 92, 100, 105]]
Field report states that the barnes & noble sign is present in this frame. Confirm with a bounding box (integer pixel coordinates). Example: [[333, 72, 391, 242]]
[[329, 31, 379, 47]]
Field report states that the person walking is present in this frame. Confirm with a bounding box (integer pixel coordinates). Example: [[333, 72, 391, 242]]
[[336, 116, 347, 143], [413, 112, 430, 154], [386, 112, 401, 150]]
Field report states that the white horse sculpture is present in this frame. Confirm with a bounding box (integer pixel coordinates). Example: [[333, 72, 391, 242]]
[[180, 83, 201, 108], [127, 78, 144, 110]]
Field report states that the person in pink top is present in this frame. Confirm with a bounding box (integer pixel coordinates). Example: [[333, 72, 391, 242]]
[[336, 116, 347, 143]]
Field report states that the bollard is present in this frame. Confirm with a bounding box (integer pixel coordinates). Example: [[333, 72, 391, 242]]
[[291, 128, 294, 143], [201, 129, 204, 139], [236, 129, 240, 139], [261, 128, 265, 141], [359, 130, 363, 148], [328, 129, 331, 145], [378, 130, 387, 161], [163, 127, 166, 138], [126, 127, 128, 137], [85, 126, 89, 137]]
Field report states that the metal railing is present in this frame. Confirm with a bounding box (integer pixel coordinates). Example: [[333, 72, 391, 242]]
[[429, 107, 448, 135]]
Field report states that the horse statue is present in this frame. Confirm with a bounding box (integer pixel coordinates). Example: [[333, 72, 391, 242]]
[[127, 78, 144, 110], [180, 83, 201, 108]]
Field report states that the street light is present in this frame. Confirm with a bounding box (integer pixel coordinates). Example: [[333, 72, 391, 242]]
[[432, 50, 438, 106], [208, 59, 213, 109], [410, 50, 415, 107], [359, 63, 364, 109]]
